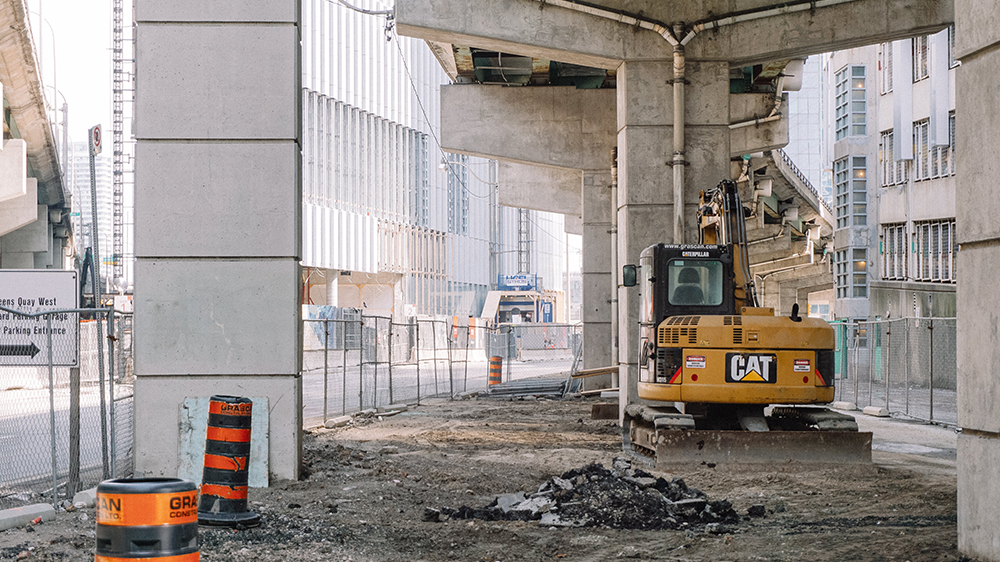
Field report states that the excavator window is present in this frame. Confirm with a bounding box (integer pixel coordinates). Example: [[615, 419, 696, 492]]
[[668, 260, 723, 306]]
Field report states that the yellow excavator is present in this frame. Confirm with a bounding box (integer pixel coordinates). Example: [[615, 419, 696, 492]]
[[621, 180, 871, 464]]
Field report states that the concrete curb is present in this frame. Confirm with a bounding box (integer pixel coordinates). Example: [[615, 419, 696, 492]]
[[323, 415, 352, 429], [0, 504, 56, 532], [862, 406, 891, 418], [73, 487, 98, 508], [830, 401, 858, 411]]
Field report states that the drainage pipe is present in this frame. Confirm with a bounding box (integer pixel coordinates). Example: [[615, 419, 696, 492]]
[[672, 35, 686, 243], [610, 148, 619, 386]]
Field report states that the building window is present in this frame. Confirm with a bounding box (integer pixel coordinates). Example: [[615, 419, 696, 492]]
[[835, 248, 868, 298], [913, 36, 929, 81], [835, 249, 848, 298], [879, 131, 909, 186], [835, 66, 867, 140], [834, 158, 848, 229], [914, 219, 957, 283], [852, 248, 868, 297], [914, 116, 956, 182], [851, 319, 868, 348], [880, 43, 893, 94], [949, 24, 959, 68], [913, 120, 930, 180], [949, 112, 956, 176], [881, 223, 907, 280], [834, 157, 868, 229], [851, 157, 867, 226]]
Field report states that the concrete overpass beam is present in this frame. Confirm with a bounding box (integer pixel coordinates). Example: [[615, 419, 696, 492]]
[[498, 162, 581, 216], [0, 178, 37, 238], [441, 85, 616, 171], [133, 0, 301, 481], [0, 139, 26, 204]]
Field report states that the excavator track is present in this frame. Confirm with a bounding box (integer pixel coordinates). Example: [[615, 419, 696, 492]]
[[623, 405, 871, 465]]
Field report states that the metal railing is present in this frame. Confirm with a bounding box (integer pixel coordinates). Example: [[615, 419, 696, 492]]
[[0, 306, 133, 509], [302, 311, 582, 426], [774, 148, 834, 215], [832, 317, 956, 425]]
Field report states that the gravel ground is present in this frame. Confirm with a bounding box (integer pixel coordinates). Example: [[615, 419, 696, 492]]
[[0, 393, 975, 562]]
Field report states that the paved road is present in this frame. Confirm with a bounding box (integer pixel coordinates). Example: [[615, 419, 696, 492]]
[[0, 388, 132, 493], [301, 357, 574, 426]]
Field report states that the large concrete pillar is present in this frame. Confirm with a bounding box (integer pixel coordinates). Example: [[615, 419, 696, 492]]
[[581, 169, 612, 369], [616, 58, 731, 410], [955, 2, 1000, 559], [133, 2, 302, 480]]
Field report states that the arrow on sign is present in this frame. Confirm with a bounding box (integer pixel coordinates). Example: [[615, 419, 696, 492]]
[[0, 343, 41, 358]]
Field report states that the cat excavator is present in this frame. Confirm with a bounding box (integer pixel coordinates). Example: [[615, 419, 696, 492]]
[[621, 179, 871, 464]]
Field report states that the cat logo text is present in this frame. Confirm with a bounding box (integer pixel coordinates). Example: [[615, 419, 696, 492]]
[[725, 353, 777, 384]]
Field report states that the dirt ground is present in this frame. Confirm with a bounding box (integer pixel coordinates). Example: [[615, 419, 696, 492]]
[[0, 394, 971, 562]]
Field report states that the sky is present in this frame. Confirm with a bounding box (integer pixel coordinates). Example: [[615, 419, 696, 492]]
[[26, 0, 114, 148]]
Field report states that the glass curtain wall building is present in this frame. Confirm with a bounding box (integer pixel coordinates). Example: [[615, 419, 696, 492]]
[[299, 0, 566, 319]]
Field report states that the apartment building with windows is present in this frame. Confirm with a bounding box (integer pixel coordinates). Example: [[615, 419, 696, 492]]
[[824, 26, 957, 324], [298, 0, 568, 320]]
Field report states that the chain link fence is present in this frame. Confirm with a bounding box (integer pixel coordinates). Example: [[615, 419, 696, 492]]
[[0, 307, 133, 509], [302, 311, 582, 426], [832, 317, 956, 425]]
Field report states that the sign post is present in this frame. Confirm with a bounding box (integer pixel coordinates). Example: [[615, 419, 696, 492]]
[[0, 270, 79, 366]]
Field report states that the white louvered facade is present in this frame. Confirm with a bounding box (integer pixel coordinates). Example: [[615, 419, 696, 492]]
[[300, 0, 566, 318]]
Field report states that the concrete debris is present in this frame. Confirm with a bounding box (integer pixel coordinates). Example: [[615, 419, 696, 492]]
[[429, 457, 739, 530], [379, 446, 399, 455], [495, 493, 526, 513]]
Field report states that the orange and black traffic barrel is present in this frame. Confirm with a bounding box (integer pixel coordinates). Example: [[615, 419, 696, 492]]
[[95, 478, 199, 561], [489, 356, 503, 385], [197, 395, 260, 527]]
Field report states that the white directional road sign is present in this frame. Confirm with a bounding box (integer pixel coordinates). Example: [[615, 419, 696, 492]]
[[0, 270, 79, 366]]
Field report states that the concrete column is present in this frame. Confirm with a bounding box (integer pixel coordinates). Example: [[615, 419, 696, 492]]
[[581, 169, 612, 369], [133, 1, 302, 481], [955, 2, 1000, 558], [616, 59, 731, 411]]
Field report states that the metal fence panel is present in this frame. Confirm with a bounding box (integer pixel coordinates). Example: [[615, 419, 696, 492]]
[[0, 308, 133, 509], [832, 317, 955, 425], [301, 311, 583, 427]]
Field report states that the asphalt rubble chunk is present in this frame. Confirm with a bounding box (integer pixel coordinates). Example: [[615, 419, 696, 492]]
[[428, 456, 739, 530]]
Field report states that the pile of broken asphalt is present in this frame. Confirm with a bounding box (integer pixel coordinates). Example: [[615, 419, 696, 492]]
[[423, 456, 744, 531]]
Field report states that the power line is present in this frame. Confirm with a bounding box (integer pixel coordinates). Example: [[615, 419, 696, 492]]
[[389, 28, 492, 200]]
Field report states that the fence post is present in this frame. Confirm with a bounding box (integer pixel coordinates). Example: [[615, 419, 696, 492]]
[[867, 322, 874, 408], [885, 321, 891, 411], [323, 320, 329, 423], [853, 327, 860, 406], [358, 318, 364, 410], [448, 321, 454, 398], [431, 321, 439, 395], [905, 318, 911, 415], [388, 320, 394, 405], [342, 320, 347, 415], [463, 324, 470, 392], [68, 366, 81, 498], [46, 314, 58, 507], [929, 317, 935, 422], [414, 321, 420, 405], [97, 309, 110, 479], [107, 309, 117, 478]]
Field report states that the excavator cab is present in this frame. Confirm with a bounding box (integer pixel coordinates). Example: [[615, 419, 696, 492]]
[[631, 243, 736, 385]]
